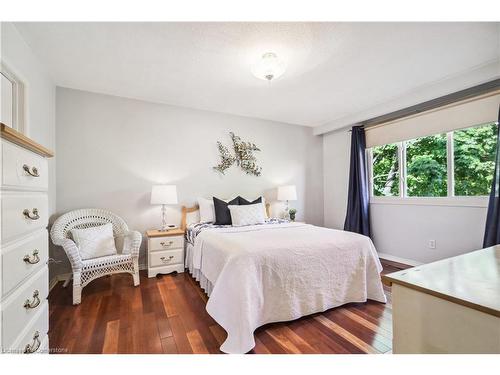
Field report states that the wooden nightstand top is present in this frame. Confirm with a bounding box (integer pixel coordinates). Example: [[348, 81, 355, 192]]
[[146, 228, 185, 238]]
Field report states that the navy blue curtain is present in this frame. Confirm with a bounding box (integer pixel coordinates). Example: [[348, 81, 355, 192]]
[[344, 126, 370, 237], [483, 106, 500, 248]]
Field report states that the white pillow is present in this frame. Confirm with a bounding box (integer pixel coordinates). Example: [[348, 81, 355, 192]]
[[239, 196, 269, 218], [197, 197, 215, 223], [228, 203, 266, 227], [71, 223, 118, 260]]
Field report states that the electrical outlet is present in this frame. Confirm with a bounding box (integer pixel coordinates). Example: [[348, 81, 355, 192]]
[[428, 239, 436, 249]]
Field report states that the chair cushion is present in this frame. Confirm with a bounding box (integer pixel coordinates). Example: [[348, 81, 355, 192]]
[[71, 223, 118, 260]]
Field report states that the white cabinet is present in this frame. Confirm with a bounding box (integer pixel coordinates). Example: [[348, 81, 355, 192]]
[[1, 192, 49, 242], [384, 246, 500, 354], [1, 126, 53, 354], [146, 229, 185, 278], [2, 230, 48, 296], [2, 267, 48, 349], [1, 140, 49, 190]]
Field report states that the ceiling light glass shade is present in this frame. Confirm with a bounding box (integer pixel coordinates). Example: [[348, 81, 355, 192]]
[[251, 52, 287, 81]]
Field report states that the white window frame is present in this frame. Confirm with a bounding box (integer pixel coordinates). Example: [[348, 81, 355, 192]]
[[369, 122, 498, 208], [399, 141, 406, 197], [1, 62, 26, 134]]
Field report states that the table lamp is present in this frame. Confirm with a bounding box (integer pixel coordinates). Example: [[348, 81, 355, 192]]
[[277, 185, 297, 218], [151, 185, 178, 231]]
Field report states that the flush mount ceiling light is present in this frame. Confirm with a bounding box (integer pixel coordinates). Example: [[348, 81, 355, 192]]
[[251, 52, 287, 82]]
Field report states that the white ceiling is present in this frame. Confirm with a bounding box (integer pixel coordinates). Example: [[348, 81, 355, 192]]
[[13, 22, 500, 128]]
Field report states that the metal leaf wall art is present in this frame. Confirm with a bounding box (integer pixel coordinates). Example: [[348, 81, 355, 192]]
[[213, 132, 262, 176]]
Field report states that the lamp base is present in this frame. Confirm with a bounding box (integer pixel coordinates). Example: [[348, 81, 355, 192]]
[[158, 205, 178, 231], [283, 200, 290, 220]]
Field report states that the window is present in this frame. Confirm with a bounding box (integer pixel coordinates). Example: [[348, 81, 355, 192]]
[[369, 122, 498, 199], [454, 122, 498, 196], [406, 134, 447, 197], [372, 143, 399, 197]]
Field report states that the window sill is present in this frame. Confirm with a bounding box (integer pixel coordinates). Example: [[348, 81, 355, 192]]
[[370, 196, 489, 208]]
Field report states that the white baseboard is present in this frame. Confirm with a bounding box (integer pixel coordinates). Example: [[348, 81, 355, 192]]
[[49, 272, 72, 292], [377, 252, 423, 267]]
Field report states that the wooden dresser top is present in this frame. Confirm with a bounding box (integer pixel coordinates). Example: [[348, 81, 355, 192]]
[[382, 246, 500, 317], [1, 122, 54, 157], [146, 228, 185, 238]]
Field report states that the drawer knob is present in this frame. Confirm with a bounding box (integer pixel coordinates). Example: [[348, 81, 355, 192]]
[[23, 208, 40, 220], [23, 249, 40, 264], [24, 290, 41, 309], [24, 331, 41, 354], [160, 240, 174, 247], [23, 164, 40, 177], [160, 255, 174, 263]]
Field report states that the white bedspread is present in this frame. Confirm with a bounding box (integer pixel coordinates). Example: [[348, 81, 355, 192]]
[[192, 222, 387, 353]]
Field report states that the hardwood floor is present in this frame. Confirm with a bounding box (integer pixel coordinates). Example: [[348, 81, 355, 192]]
[[48, 261, 407, 354]]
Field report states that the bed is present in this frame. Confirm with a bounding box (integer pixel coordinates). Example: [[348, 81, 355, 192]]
[[181, 204, 387, 354]]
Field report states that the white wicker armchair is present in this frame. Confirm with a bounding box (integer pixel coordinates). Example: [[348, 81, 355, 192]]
[[50, 208, 142, 305]]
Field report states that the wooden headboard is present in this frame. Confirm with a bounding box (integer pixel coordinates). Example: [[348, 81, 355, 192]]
[[181, 202, 271, 230]]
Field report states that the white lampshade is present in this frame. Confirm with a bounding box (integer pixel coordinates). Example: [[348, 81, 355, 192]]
[[277, 185, 297, 201], [151, 185, 178, 205]]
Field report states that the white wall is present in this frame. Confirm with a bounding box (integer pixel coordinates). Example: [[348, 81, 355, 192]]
[[56, 87, 323, 269], [1, 23, 58, 275], [323, 128, 487, 265], [370, 203, 486, 264]]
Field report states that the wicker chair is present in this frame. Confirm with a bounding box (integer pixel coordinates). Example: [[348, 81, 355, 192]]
[[50, 208, 142, 305]]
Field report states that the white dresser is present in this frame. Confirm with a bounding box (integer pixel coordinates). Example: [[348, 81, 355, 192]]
[[383, 246, 500, 354], [1, 124, 54, 354], [146, 229, 185, 278]]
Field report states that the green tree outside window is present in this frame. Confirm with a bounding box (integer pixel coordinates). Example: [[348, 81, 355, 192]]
[[454, 122, 497, 196], [372, 143, 399, 196], [406, 134, 447, 197]]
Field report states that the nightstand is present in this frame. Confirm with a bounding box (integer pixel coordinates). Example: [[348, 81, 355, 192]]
[[146, 229, 185, 278]]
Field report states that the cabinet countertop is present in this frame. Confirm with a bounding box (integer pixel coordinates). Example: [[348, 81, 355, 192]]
[[382, 245, 500, 317]]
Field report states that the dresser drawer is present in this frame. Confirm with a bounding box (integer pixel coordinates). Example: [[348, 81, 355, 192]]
[[2, 230, 49, 296], [1, 192, 48, 243], [149, 235, 184, 251], [2, 266, 48, 350], [5, 301, 49, 354], [150, 249, 184, 267], [1, 140, 49, 190]]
